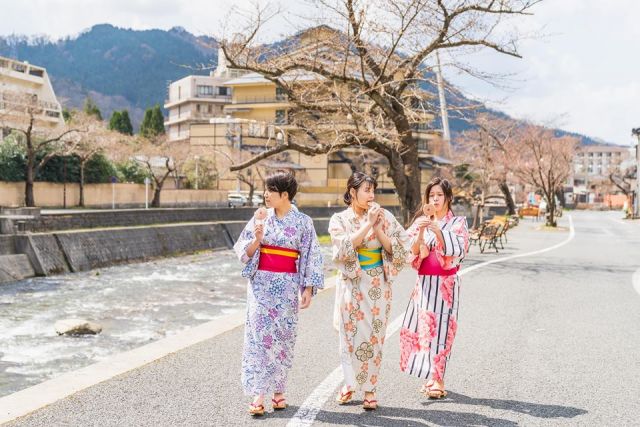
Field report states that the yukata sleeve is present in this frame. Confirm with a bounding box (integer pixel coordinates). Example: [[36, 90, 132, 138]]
[[405, 221, 425, 271], [434, 216, 469, 269], [328, 213, 360, 280], [297, 216, 325, 295], [233, 217, 260, 279], [381, 210, 410, 279]]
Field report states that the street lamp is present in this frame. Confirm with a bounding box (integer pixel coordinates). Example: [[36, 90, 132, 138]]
[[194, 155, 200, 190], [631, 127, 640, 218]]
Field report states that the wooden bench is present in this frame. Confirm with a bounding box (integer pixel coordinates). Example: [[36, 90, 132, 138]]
[[479, 223, 500, 253], [518, 206, 540, 220], [468, 222, 486, 246]]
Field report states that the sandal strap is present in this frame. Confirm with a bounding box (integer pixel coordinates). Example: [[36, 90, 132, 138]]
[[272, 398, 286, 404]]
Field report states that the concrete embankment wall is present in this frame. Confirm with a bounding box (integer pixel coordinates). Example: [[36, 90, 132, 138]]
[[27, 206, 348, 233], [0, 217, 332, 284]]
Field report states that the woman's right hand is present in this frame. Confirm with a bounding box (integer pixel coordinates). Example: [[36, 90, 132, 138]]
[[254, 223, 265, 242], [367, 205, 381, 226], [414, 216, 431, 230]]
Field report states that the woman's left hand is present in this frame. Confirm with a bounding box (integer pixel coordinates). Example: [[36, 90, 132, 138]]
[[427, 221, 444, 243], [300, 287, 313, 309], [373, 210, 385, 231]]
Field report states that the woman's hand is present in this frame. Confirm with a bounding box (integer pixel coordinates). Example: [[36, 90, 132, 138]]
[[254, 223, 264, 243], [426, 221, 444, 245], [299, 287, 313, 309], [373, 209, 385, 231], [367, 205, 381, 226], [414, 216, 431, 230]]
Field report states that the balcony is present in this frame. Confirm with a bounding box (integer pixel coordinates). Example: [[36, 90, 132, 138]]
[[164, 94, 232, 109], [0, 58, 46, 84], [231, 95, 289, 105]]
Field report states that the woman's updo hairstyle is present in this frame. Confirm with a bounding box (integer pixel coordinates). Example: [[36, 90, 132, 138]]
[[343, 172, 377, 205]]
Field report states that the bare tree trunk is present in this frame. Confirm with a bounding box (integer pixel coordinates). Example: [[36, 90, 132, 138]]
[[555, 187, 565, 208], [498, 180, 516, 215], [151, 171, 171, 208], [247, 182, 255, 208], [79, 161, 86, 207], [151, 185, 162, 208], [547, 196, 556, 227], [25, 150, 35, 207], [472, 203, 481, 229], [386, 142, 421, 226]]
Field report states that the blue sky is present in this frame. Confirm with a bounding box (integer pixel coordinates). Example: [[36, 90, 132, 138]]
[[0, 0, 637, 146]]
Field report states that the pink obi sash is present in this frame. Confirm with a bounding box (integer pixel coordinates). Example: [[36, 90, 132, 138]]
[[258, 245, 299, 273], [418, 250, 458, 276]]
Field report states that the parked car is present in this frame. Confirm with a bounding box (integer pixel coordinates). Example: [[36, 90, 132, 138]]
[[251, 194, 264, 206], [227, 193, 247, 208]]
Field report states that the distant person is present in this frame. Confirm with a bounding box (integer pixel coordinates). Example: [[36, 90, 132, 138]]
[[233, 171, 324, 416], [328, 172, 409, 410], [400, 177, 469, 399]]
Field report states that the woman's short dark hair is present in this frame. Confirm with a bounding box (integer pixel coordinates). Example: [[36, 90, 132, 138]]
[[412, 176, 454, 221], [343, 172, 377, 205], [265, 170, 297, 201]]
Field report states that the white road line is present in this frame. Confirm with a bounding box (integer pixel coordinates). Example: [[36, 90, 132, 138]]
[[633, 267, 640, 297], [287, 215, 575, 427]]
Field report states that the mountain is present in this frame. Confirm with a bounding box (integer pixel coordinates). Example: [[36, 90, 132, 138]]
[[0, 24, 218, 129], [0, 24, 613, 145]]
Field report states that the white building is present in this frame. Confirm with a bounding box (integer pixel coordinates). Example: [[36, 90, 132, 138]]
[[0, 55, 64, 135]]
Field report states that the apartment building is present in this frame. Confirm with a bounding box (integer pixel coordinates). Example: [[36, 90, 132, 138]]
[[0, 55, 64, 135], [163, 49, 248, 142], [570, 144, 632, 203]]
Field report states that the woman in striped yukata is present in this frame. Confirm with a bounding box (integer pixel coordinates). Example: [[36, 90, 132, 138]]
[[399, 177, 469, 399]]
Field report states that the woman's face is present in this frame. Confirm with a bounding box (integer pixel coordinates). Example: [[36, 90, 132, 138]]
[[264, 188, 288, 209], [428, 184, 448, 213], [351, 182, 375, 210]]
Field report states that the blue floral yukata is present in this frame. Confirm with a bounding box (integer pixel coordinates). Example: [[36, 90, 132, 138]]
[[234, 206, 324, 395]]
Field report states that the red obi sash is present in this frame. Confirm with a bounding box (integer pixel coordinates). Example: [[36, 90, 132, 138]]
[[258, 244, 299, 273], [418, 250, 458, 276]]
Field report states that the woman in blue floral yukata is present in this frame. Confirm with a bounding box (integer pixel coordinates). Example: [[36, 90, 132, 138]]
[[234, 171, 324, 416]]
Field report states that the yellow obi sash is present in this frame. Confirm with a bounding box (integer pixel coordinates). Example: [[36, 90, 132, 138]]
[[357, 247, 383, 270]]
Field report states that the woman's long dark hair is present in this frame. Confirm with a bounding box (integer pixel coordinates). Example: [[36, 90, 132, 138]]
[[411, 177, 454, 222], [343, 172, 377, 205]]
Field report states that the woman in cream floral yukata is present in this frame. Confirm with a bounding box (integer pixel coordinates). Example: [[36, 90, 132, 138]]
[[329, 172, 409, 410]]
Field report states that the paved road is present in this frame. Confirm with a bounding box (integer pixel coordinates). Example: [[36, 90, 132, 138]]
[[6, 211, 640, 426]]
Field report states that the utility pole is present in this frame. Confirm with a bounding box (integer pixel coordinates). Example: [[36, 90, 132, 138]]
[[435, 50, 452, 160]]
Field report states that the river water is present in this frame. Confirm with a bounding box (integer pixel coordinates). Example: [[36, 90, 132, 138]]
[[0, 245, 334, 397]]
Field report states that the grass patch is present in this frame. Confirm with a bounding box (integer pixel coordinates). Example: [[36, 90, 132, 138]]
[[317, 234, 332, 245]]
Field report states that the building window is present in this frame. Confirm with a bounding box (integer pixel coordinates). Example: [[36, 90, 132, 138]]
[[218, 87, 230, 96], [197, 85, 214, 96], [196, 104, 201, 112], [276, 87, 287, 101], [275, 109, 287, 124], [208, 104, 213, 113]]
